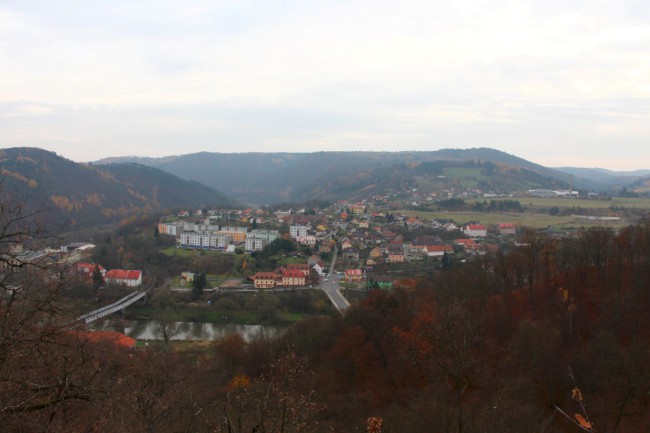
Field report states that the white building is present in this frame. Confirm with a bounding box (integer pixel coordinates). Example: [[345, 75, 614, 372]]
[[179, 232, 232, 249], [290, 225, 308, 239], [245, 237, 269, 252], [463, 224, 488, 237], [245, 229, 280, 252], [296, 235, 317, 246]]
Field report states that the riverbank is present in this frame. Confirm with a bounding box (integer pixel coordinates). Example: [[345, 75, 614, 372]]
[[124, 289, 335, 326]]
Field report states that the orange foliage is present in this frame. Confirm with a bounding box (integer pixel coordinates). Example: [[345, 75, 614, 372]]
[[574, 413, 592, 430], [225, 375, 251, 391], [50, 195, 82, 212]]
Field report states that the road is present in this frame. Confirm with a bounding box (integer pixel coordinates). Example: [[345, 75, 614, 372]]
[[318, 246, 351, 313]]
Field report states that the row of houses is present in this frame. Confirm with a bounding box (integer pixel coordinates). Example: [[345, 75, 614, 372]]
[[249, 263, 312, 289]]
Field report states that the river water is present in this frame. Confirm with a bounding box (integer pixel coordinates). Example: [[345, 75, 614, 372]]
[[96, 319, 283, 342]]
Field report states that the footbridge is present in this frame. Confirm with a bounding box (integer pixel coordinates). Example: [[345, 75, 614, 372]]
[[78, 286, 153, 324]]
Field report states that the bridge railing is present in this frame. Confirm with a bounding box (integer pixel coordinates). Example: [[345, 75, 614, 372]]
[[78, 285, 152, 324]]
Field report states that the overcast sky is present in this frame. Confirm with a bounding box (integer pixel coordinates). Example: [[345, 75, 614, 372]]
[[1, 0, 649, 170]]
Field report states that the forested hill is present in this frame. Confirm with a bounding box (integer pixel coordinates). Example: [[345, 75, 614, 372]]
[[96, 148, 583, 204], [0, 147, 239, 230]]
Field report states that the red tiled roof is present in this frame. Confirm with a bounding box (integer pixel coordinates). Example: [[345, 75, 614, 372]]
[[467, 224, 486, 230], [345, 269, 363, 275], [283, 269, 305, 278], [105, 269, 141, 281], [252, 272, 276, 279], [424, 245, 454, 252], [77, 262, 105, 273]]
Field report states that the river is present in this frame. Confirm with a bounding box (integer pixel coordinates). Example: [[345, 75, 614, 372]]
[[96, 319, 284, 342]]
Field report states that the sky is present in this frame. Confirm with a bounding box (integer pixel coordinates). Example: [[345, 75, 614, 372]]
[[1, 0, 649, 170]]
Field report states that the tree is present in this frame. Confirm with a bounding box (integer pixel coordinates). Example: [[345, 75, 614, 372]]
[[155, 313, 181, 345], [397, 299, 484, 433], [91, 264, 104, 290], [191, 272, 206, 300], [0, 181, 107, 429]]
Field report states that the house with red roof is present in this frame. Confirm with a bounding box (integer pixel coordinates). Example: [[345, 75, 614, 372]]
[[498, 223, 517, 235], [345, 269, 364, 283], [251, 272, 278, 289], [422, 245, 454, 258], [77, 262, 106, 277], [282, 269, 306, 287], [455, 238, 479, 250], [105, 269, 142, 287], [286, 263, 310, 276], [405, 217, 423, 229], [463, 224, 488, 237]]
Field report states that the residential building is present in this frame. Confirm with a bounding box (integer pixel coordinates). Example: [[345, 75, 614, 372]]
[[290, 225, 308, 239], [388, 246, 406, 263], [105, 269, 142, 287], [77, 262, 106, 277], [179, 232, 232, 249], [295, 235, 316, 246], [345, 269, 364, 283], [245, 237, 269, 252], [252, 272, 277, 289], [422, 245, 454, 258], [286, 263, 310, 276], [498, 223, 517, 235], [464, 224, 488, 237], [282, 269, 306, 286], [218, 226, 248, 242], [350, 203, 366, 214]]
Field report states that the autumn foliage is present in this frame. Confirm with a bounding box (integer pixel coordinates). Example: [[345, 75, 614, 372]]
[[4, 213, 650, 431]]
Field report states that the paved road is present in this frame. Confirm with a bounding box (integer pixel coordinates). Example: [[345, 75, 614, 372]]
[[318, 246, 351, 313]]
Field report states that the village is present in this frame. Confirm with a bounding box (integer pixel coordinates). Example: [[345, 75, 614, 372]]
[[155, 199, 524, 293]]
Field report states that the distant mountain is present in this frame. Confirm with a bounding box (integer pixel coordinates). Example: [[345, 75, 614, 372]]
[[556, 167, 650, 192], [96, 148, 592, 204], [0, 147, 239, 230]]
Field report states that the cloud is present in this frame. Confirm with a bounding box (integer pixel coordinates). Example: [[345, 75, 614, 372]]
[[1, 0, 649, 169]]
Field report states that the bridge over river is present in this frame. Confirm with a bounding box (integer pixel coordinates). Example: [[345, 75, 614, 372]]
[[78, 285, 154, 324]]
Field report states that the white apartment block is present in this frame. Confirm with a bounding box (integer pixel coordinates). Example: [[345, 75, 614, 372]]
[[245, 237, 269, 252], [219, 226, 248, 234], [290, 225, 308, 239], [249, 229, 280, 242], [179, 232, 232, 249], [161, 223, 180, 236], [245, 230, 280, 252]]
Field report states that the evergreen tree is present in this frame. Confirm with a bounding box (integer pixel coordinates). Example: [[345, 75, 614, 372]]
[[192, 273, 206, 300], [91, 265, 104, 290]]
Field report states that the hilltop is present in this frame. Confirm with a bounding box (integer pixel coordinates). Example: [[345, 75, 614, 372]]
[[0, 147, 239, 230], [96, 148, 591, 204]]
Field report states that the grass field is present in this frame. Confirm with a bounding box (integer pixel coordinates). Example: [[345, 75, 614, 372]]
[[160, 247, 228, 257], [399, 209, 630, 230], [491, 197, 650, 209]]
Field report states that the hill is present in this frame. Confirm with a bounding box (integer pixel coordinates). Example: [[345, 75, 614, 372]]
[[0, 147, 239, 230], [96, 148, 589, 204], [555, 166, 650, 192]]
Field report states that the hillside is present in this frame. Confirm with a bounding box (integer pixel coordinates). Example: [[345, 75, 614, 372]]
[[0, 147, 239, 230], [96, 148, 590, 204], [555, 166, 650, 192]]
